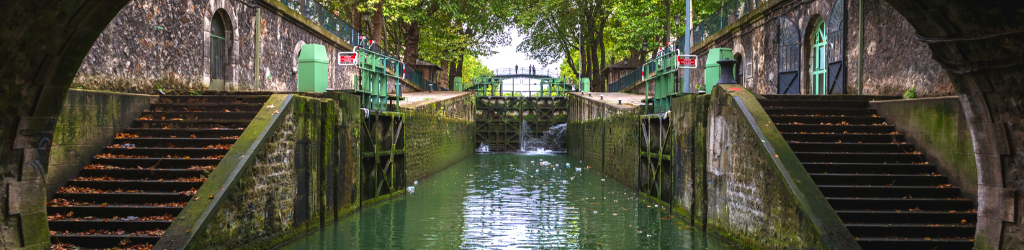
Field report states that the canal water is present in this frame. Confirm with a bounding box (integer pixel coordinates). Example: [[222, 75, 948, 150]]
[[278, 154, 732, 249]]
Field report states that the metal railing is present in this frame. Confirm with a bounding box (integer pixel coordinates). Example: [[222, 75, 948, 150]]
[[692, 0, 768, 45], [608, 0, 768, 92], [491, 68, 561, 78], [275, 0, 437, 90], [607, 65, 645, 92], [403, 69, 436, 90]]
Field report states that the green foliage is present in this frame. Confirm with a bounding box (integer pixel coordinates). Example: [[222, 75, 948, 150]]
[[903, 87, 917, 99], [463, 56, 494, 80]]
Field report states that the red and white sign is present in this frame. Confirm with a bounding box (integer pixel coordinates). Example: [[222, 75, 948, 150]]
[[677, 55, 698, 69], [338, 52, 358, 66]]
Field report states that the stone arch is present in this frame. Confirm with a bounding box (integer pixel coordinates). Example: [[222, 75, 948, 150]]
[[1, 1, 1024, 248]]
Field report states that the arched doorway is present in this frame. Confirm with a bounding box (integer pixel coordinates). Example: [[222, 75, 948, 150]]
[[734, 53, 744, 87], [209, 12, 228, 90], [777, 17, 800, 94], [825, 0, 846, 94], [809, 18, 827, 95]]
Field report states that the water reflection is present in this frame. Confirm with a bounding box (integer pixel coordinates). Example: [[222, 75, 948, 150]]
[[278, 154, 733, 249]]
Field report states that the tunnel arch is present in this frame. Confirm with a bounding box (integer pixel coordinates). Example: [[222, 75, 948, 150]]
[[1, 0, 1023, 248]]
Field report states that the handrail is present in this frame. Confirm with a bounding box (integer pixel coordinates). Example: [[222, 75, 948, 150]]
[[491, 68, 561, 78], [274, 0, 436, 90], [609, 0, 768, 93], [692, 0, 769, 45]]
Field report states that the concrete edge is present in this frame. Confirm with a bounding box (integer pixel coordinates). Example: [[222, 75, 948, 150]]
[[398, 92, 475, 110], [712, 84, 861, 250], [67, 88, 159, 99], [868, 95, 956, 104], [568, 93, 641, 112], [257, 0, 423, 92], [154, 94, 294, 249]]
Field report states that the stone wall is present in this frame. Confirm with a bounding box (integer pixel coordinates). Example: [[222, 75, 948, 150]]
[[697, 85, 856, 248], [402, 93, 476, 183], [566, 93, 640, 189], [73, 0, 417, 94], [158, 94, 361, 249], [46, 90, 156, 198], [568, 87, 859, 248], [689, 0, 953, 97], [870, 97, 979, 201], [668, 94, 710, 221]]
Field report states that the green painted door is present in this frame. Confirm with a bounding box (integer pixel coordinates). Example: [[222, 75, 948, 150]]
[[810, 19, 827, 95]]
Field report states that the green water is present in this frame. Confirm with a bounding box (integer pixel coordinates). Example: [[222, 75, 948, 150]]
[[278, 154, 732, 249]]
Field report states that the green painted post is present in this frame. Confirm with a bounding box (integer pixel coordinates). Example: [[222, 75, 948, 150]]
[[297, 44, 329, 92], [580, 78, 591, 92], [704, 48, 734, 91]]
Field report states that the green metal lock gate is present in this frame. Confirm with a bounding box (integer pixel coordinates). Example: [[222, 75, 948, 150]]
[[643, 49, 682, 114]]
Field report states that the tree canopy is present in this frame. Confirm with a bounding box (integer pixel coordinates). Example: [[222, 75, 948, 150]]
[[322, 0, 728, 90]]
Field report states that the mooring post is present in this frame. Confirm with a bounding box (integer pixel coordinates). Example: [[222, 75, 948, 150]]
[[716, 59, 739, 85]]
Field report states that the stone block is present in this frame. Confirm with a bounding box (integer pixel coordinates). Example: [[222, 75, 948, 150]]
[[978, 185, 1015, 222], [19, 212, 49, 247]]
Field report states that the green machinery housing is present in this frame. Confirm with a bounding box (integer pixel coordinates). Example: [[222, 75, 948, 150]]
[[641, 49, 683, 114]]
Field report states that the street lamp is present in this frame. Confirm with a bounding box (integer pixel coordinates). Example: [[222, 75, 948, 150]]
[[674, 15, 681, 50], [361, 11, 372, 47]]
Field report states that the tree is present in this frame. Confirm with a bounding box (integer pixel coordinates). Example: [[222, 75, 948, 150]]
[[462, 56, 494, 80]]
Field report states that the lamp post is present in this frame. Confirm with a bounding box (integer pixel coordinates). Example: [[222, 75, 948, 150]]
[[674, 15, 681, 49], [361, 11, 372, 48], [674, 15, 681, 93]]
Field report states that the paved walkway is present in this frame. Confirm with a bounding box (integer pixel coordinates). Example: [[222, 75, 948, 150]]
[[400, 91, 473, 109], [571, 92, 646, 109]]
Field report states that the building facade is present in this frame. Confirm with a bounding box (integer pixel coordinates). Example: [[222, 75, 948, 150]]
[[688, 0, 954, 97]]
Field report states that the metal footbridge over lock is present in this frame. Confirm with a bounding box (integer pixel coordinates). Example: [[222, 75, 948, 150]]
[[459, 76, 574, 152]]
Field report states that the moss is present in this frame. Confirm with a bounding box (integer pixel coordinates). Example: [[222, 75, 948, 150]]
[[72, 73, 205, 94], [361, 190, 406, 207]]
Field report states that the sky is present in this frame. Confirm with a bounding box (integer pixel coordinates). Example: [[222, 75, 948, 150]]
[[478, 28, 565, 94], [479, 28, 561, 74]]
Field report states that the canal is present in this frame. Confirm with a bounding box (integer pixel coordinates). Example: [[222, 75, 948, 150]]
[[278, 154, 732, 249]]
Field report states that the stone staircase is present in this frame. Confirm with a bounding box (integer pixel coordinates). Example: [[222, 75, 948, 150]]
[[761, 95, 976, 249], [48, 95, 269, 249]]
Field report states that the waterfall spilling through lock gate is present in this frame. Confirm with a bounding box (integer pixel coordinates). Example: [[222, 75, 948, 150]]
[[519, 121, 567, 153]]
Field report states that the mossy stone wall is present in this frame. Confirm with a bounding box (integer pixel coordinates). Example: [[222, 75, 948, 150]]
[[668, 94, 710, 222], [184, 95, 359, 250], [403, 93, 476, 183], [870, 97, 978, 201], [566, 93, 639, 189], [46, 89, 156, 197]]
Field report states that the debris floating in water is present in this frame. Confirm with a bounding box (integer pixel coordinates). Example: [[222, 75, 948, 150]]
[[575, 167, 582, 172], [406, 186, 415, 193]]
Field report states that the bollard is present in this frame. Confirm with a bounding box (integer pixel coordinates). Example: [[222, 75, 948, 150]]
[[716, 59, 739, 85], [429, 83, 434, 93]]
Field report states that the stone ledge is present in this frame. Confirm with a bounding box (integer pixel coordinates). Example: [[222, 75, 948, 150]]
[[155, 94, 293, 249]]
